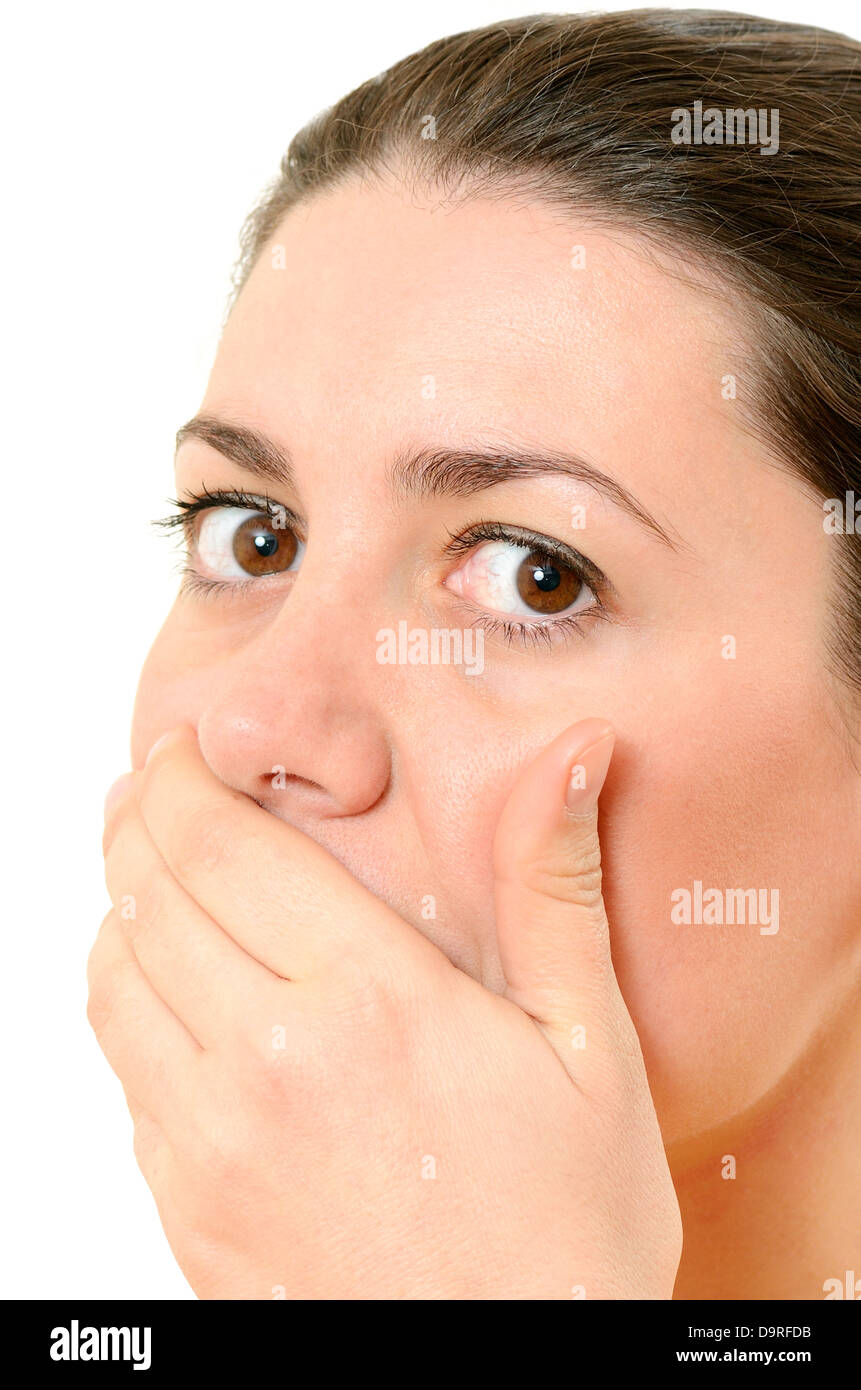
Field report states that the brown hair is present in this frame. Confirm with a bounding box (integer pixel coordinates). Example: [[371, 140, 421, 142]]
[[233, 9, 861, 695]]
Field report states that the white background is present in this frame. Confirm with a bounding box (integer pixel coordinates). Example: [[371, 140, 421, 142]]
[[2, 0, 858, 1298]]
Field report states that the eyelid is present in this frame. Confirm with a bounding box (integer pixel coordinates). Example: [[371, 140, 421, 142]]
[[443, 520, 613, 598], [456, 607, 611, 651], [153, 487, 304, 542]]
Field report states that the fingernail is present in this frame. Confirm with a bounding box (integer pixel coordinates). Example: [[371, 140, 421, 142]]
[[145, 731, 172, 767], [104, 772, 135, 820], [565, 733, 614, 815]]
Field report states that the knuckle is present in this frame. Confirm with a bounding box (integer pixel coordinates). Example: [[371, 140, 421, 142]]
[[87, 909, 116, 972], [336, 960, 425, 1069], [248, 1052, 301, 1118], [86, 956, 135, 1038], [131, 1111, 165, 1176], [332, 951, 408, 1024], [254, 967, 420, 1112], [120, 870, 167, 939], [166, 1221, 230, 1298], [248, 1020, 326, 1115], [521, 845, 604, 910], [198, 1116, 250, 1188], [192, 1056, 259, 1178], [86, 986, 109, 1035], [102, 800, 134, 858], [85, 925, 115, 1032]]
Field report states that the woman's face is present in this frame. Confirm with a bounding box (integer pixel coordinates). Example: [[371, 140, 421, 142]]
[[133, 179, 860, 1149]]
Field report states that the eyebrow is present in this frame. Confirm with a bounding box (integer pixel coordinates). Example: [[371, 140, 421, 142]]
[[176, 414, 681, 550]]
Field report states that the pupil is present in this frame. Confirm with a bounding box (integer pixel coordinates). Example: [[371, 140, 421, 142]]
[[532, 564, 560, 592], [254, 532, 278, 557]]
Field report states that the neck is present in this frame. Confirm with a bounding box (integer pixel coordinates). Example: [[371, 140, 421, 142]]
[[669, 979, 861, 1300]]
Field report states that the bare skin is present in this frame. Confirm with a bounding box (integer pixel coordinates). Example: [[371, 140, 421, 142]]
[[92, 176, 861, 1299]]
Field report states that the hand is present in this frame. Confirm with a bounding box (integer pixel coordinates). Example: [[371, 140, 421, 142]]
[[89, 722, 681, 1299]]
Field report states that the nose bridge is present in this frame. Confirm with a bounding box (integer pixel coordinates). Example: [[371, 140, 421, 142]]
[[279, 463, 422, 676], [274, 524, 386, 682], [240, 575, 381, 715]]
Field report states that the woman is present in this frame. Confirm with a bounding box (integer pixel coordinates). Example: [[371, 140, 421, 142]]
[[90, 8, 861, 1299]]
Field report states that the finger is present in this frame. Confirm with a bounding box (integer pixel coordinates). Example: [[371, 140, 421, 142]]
[[135, 726, 433, 979], [493, 718, 643, 1089], [104, 796, 283, 1049], [87, 910, 202, 1131], [120, 1091, 173, 1192]]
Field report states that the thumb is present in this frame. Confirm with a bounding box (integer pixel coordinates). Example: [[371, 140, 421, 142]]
[[493, 717, 635, 1085]]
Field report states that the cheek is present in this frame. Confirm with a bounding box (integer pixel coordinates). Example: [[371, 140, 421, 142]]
[[601, 691, 858, 1145]]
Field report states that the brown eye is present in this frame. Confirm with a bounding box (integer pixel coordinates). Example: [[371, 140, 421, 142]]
[[232, 514, 298, 576], [445, 536, 597, 625], [195, 506, 304, 582], [516, 549, 583, 614]]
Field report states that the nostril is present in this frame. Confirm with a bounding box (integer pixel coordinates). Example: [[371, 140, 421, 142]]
[[262, 770, 327, 797]]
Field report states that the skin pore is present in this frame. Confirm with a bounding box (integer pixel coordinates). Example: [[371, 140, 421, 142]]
[[132, 177, 861, 1299]]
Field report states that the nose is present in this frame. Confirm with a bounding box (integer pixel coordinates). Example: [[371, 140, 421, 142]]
[[196, 587, 391, 821]]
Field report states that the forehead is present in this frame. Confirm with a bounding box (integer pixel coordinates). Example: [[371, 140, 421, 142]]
[[202, 179, 755, 522], [218, 180, 739, 385]]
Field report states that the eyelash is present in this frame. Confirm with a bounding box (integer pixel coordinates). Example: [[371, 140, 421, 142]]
[[154, 485, 290, 538], [153, 486, 296, 600], [442, 520, 610, 649], [152, 490, 611, 650]]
